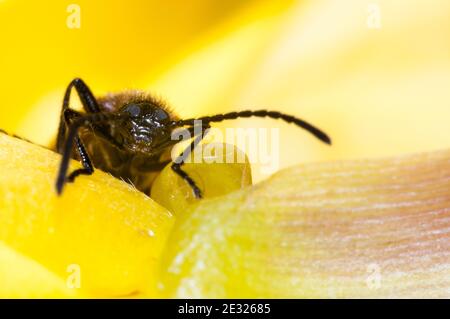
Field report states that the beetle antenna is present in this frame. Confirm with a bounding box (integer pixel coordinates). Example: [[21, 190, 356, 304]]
[[173, 110, 331, 144]]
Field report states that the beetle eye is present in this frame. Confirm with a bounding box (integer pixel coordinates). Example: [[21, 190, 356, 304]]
[[123, 103, 141, 117], [153, 108, 169, 122]]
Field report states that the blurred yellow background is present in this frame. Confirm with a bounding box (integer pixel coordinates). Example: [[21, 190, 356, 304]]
[[0, 0, 449, 182]]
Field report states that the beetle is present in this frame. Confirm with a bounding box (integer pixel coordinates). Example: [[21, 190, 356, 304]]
[[55, 78, 331, 198]]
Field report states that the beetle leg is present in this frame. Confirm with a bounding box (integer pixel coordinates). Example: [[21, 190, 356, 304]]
[[171, 125, 210, 199], [61, 109, 94, 184], [57, 78, 100, 153], [56, 112, 122, 195]]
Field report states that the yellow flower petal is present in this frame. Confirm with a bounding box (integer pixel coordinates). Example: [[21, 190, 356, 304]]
[[1, 0, 449, 299], [0, 241, 84, 298], [151, 143, 252, 215], [157, 149, 450, 298], [0, 133, 174, 297]]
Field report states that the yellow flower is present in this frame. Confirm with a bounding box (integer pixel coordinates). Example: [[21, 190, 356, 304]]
[[0, 134, 174, 297], [0, 0, 449, 297], [1, 132, 449, 298]]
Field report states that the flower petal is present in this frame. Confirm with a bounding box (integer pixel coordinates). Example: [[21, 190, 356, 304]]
[[0, 133, 174, 297], [151, 143, 252, 215], [158, 149, 450, 298]]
